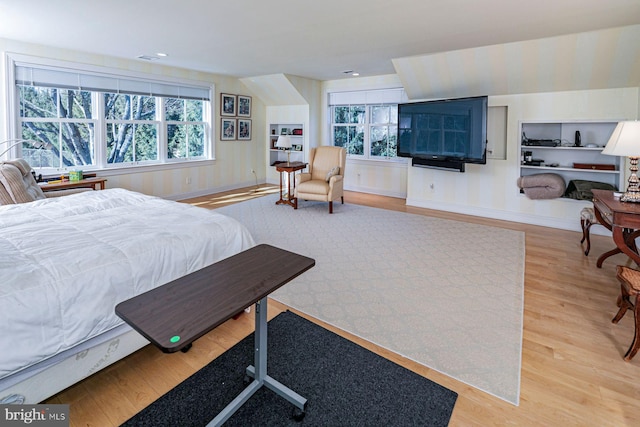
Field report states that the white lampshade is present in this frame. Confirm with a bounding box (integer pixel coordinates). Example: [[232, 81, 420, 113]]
[[275, 135, 292, 149], [602, 121, 640, 156], [601, 121, 640, 202]]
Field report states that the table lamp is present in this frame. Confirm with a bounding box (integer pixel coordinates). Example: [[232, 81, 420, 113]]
[[275, 135, 292, 165], [602, 121, 640, 202]]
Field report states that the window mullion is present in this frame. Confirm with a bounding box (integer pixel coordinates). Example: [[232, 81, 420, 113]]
[[157, 97, 167, 162], [94, 92, 106, 169]]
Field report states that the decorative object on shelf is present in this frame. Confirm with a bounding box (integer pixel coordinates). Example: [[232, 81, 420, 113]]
[[564, 179, 617, 200], [275, 135, 292, 165], [237, 95, 251, 118], [292, 128, 303, 135], [280, 128, 289, 135], [573, 163, 616, 170], [574, 130, 582, 147], [293, 144, 302, 151], [220, 118, 236, 140], [601, 121, 640, 202], [516, 173, 566, 200], [237, 119, 251, 140], [220, 94, 236, 116]]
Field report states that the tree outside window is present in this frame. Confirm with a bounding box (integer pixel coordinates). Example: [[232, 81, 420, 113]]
[[331, 104, 398, 159], [17, 84, 210, 171]]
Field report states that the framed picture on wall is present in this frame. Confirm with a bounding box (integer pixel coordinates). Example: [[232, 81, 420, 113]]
[[237, 95, 252, 118], [221, 118, 236, 140], [220, 94, 236, 116], [238, 119, 252, 140]]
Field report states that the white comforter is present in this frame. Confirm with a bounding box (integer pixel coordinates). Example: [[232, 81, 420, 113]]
[[0, 188, 255, 380]]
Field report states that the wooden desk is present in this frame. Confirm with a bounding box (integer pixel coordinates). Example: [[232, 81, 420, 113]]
[[275, 161, 306, 209], [39, 177, 107, 192], [115, 244, 315, 426], [592, 189, 640, 267]]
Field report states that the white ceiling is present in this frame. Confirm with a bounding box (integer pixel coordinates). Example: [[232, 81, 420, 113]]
[[0, 0, 639, 82]]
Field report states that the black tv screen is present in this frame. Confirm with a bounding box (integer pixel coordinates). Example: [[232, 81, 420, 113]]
[[397, 96, 488, 166]]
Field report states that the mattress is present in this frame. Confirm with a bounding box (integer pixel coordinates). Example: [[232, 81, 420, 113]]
[[0, 188, 255, 381]]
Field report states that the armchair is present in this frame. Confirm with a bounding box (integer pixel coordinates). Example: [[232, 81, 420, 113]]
[[295, 146, 346, 213], [0, 159, 88, 206]]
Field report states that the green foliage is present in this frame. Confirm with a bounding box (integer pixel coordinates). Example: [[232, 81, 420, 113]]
[[18, 86, 206, 168]]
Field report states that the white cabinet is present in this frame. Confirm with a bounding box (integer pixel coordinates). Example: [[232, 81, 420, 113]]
[[268, 123, 304, 166], [519, 121, 623, 193]]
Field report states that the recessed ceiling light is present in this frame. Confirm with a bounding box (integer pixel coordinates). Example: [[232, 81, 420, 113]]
[[352, 72, 360, 77], [156, 53, 168, 57], [137, 55, 159, 61]]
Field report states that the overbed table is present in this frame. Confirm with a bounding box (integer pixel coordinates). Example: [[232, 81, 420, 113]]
[[115, 244, 315, 426]]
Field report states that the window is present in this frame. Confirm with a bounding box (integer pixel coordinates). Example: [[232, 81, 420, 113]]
[[331, 104, 398, 159], [165, 98, 206, 159], [332, 105, 365, 156], [19, 86, 95, 169], [329, 89, 407, 160], [369, 105, 398, 158], [8, 54, 212, 173]]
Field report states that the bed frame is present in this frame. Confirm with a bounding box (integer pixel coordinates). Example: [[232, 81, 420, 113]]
[[0, 325, 148, 404]]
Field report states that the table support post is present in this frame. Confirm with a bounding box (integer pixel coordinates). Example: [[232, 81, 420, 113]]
[[206, 298, 307, 426]]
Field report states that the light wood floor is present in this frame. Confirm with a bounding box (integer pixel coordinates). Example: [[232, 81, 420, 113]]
[[47, 186, 640, 426]]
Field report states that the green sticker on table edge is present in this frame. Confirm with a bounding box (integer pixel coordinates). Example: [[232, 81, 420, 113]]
[[170, 335, 180, 343]]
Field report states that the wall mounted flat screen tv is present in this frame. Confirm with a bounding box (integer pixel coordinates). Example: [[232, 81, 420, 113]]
[[397, 96, 488, 170]]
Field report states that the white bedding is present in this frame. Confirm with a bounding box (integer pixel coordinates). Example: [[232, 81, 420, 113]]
[[0, 188, 255, 380]]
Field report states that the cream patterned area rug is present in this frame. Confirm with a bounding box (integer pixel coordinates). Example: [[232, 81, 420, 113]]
[[217, 195, 525, 405]]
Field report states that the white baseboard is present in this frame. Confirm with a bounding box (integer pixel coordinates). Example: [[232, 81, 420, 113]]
[[167, 180, 262, 201], [405, 197, 611, 235], [344, 184, 407, 199]]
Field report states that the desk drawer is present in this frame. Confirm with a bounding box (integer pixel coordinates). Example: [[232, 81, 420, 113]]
[[593, 198, 613, 226]]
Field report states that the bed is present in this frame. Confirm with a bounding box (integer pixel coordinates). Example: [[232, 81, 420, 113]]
[[0, 188, 256, 404]]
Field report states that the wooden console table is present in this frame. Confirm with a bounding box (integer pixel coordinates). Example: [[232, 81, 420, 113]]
[[39, 177, 107, 192], [115, 244, 315, 426], [592, 189, 640, 267], [275, 161, 306, 209]]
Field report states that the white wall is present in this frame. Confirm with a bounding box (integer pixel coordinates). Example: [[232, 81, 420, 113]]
[[406, 88, 640, 231], [0, 38, 266, 200]]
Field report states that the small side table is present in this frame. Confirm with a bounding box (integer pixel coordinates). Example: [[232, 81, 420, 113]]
[[275, 162, 306, 209], [40, 177, 107, 192]]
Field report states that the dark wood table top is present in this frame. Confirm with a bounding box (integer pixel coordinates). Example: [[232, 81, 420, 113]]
[[593, 189, 640, 229], [115, 244, 315, 353], [275, 162, 307, 172], [39, 176, 107, 191]]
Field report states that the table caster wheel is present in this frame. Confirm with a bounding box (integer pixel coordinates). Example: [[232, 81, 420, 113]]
[[292, 405, 306, 422]]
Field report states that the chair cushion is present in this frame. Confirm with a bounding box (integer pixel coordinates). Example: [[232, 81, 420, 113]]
[[0, 159, 46, 204], [617, 265, 640, 293], [580, 207, 595, 222], [297, 179, 330, 195]]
